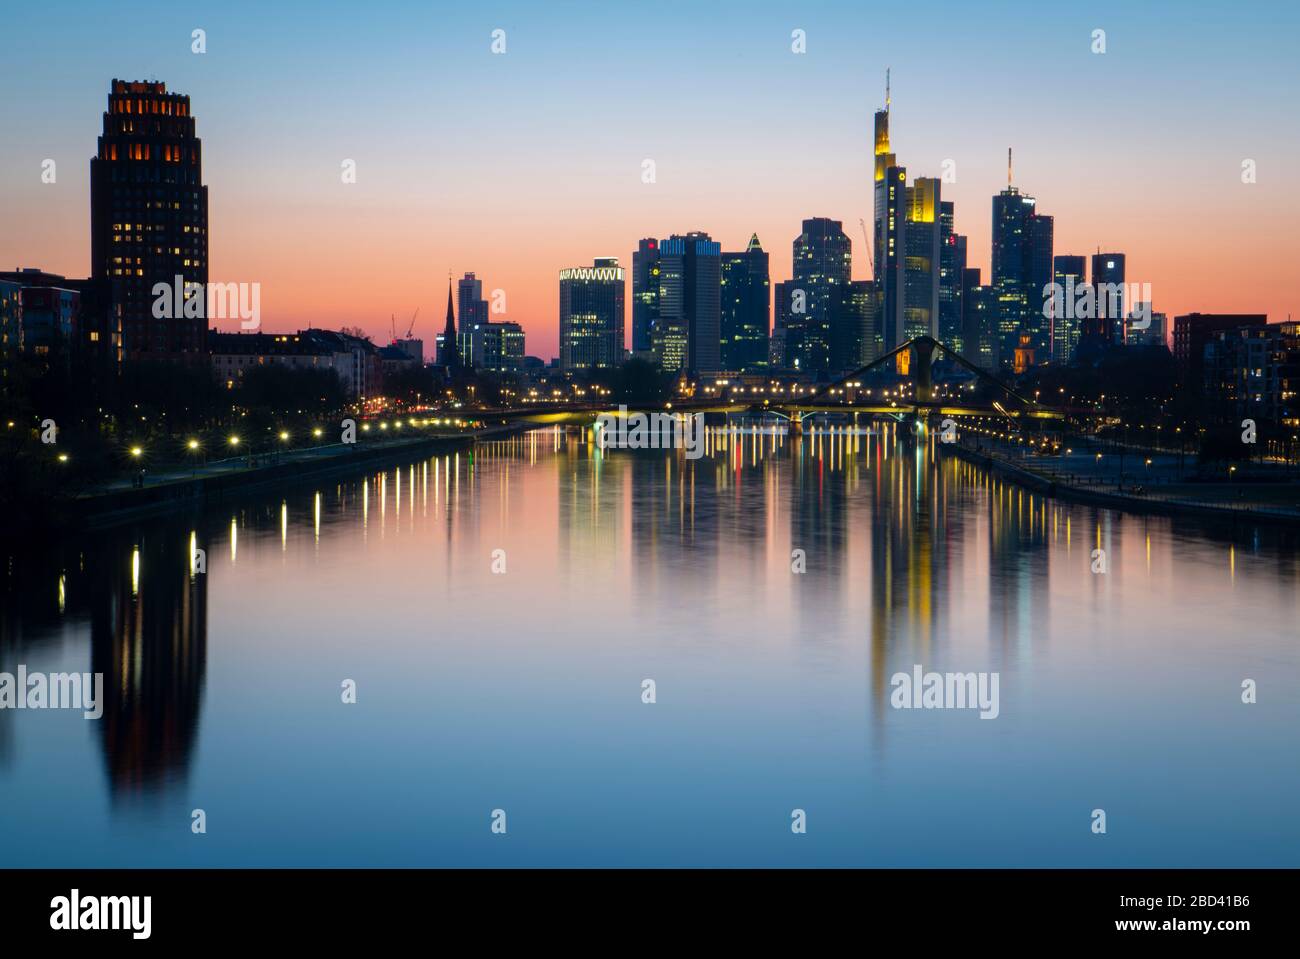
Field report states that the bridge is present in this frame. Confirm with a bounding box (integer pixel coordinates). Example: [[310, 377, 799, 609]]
[[469, 336, 1071, 433]]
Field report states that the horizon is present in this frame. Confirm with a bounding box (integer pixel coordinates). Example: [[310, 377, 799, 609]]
[[2, 0, 1297, 358]]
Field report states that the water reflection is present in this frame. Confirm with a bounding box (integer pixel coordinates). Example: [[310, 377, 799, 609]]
[[1, 422, 1298, 865]]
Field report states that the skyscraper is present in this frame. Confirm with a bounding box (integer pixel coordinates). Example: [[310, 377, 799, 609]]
[[651, 233, 720, 375], [938, 202, 967, 353], [904, 178, 941, 342], [873, 76, 906, 354], [991, 152, 1051, 369], [1091, 253, 1126, 345], [719, 234, 770, 371], [964, 280, 998, 371], [1027, 213, 1054, 356], [631, 238, 660, 358], [790, 218, 852, 371], [457, 273, 488, 330], [1050, 255, 1086, 364], [90, 79, 208, 361], [846, 279, 881, 366], [559, 257, 624, 371]]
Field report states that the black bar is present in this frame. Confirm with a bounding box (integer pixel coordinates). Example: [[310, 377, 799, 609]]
[[0, 868, 1286, 945]]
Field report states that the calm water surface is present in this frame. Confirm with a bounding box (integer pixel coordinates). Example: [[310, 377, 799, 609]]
[[2, 424, 1298, 866]]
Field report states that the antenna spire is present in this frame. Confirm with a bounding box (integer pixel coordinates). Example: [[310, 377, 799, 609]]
[[885, 68, 891, 110], [1007, 147, 1012, 187]]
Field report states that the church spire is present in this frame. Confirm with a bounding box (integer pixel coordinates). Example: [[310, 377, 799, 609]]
[[440, 276, 459, 368]]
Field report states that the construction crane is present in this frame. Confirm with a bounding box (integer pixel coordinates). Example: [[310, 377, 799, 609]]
[[858, 218, 873, 280], [404, 307, 420, 339]]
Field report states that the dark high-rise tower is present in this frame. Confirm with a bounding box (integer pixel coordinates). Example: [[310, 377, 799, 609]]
[[790, 217, 852, 371], [1027, 213, 1054, 357], [631, 238, 660, 358], [719, 234, 770, 371], [991, 150, 1051, 369], [846, 279, 880, 366], [90, 79, 208, 361], [1051, 254, 1086, 363], [651, 232, 720, 374], [457, 273, 488, 330], [939, 201, 967, 353], [1091, 252, 1126, 344]]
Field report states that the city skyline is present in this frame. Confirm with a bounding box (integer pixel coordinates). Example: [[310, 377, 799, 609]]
[[2, 1, 1297, 359]]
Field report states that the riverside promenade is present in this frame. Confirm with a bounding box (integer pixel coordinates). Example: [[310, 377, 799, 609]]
[[948, 433, 1300, 525], [69, 421, 529, 529]]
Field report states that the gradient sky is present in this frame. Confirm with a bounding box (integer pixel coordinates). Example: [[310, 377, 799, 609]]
[[2, 0, 1297, 358]]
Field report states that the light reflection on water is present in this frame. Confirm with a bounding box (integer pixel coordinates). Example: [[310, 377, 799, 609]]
[[1, 423, 1297, 866]]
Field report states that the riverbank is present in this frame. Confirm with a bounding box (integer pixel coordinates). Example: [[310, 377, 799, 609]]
[[62, 422, 533, 530], [948, 442, 1300, 526]]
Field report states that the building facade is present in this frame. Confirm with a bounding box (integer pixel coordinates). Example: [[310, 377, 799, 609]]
[[631, 238, 660, 359], [991, 178, 1051, 370], [649, 233, 720, 375], [90, 79, 208, 362], [1049, 255, 1086, 364], [1173, 313, 1267, 388], [719, 234, 770, 372], [559, 258, 624, 371]]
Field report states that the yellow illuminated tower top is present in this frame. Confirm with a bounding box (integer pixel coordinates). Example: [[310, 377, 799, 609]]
[[874, 69, 895, 181]]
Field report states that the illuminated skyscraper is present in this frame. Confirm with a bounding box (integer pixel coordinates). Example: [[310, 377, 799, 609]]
[[904, 178, 941, 342], [873, 73, 906, 353], [457, 273, 488, 330], [559, 257, 624, 371], [719, 234, 770, 371], [1050, 254, 1086, 363], [90, 79, 207, 362], [1027, 213, 1054, 356], [631, 238, 660, 358], [789, 218, 852, 371], [846, 279, 881, 366], [650, 233, 719, 374], [991, 151, 1051, 369], [939, 201, 967, 353]]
